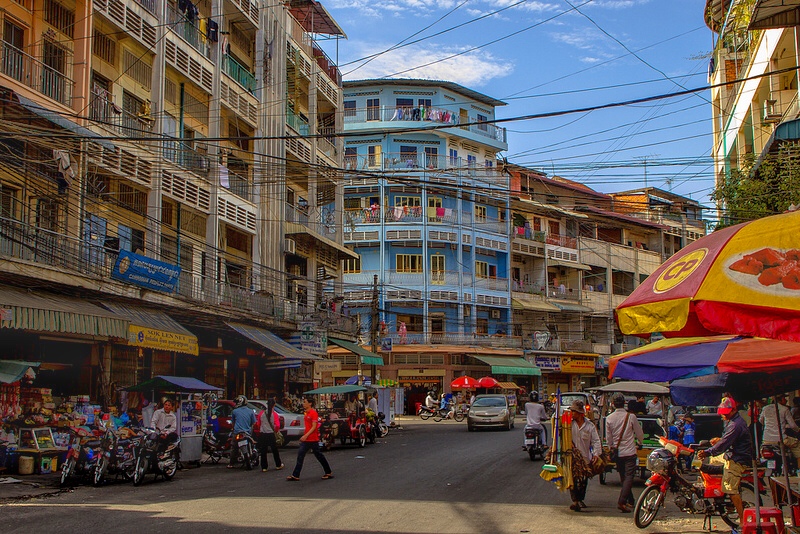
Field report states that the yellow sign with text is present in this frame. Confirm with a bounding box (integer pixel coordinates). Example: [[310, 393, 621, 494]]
[[128, 325, 199, 356], [560, 355, 596, 374]]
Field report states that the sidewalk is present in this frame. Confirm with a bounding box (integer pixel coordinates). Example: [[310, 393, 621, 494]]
[[0, 472, 66, 503]]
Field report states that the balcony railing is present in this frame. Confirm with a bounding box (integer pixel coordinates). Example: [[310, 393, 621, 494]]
[[311, 44, 341, 86], [381, 332, 522, 349], [545, 234, 578, 249], [134, 0, 156, 15], [224, 169, 252, 201], [163, 140, 209, 175], [1, 42, 73, 106], [512, 227, 546, 242], [512, 281, 547, 296], [286, 109, 309, 135], [344, 152, 506, 186], [0, 215, 358, 335], [223, 55, 256, 93], [343, 206, 506, 233], [474, 276, 509, 292], [90, 92, 156, 138], [167, 4, 211, 58], [343, 105, 506, 143]]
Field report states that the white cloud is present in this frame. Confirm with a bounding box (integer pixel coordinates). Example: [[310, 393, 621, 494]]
[[341, 42, 514, 88]]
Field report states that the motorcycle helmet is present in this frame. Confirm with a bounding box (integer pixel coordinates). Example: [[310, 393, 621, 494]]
[[234, 395, 248, 408], [529, 391, 539, 402], [646, 448, 676, 475]]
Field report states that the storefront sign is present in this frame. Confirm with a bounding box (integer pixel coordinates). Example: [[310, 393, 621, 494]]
[[533, 355, 561, 371], [288, 362, 313, 383], [0, 308, 12, 321], [398, 369, 446, 377], [561, 355, 596, 374], [315, 360, 341, 373], [112, 250, 181, 293], [128, 325, 198, 355], [299, 323, 327, 356]]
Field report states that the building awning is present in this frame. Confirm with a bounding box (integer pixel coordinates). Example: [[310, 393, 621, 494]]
[[101, 303, 198, 356], [328, 337, 383, 365], [548, 259, 591, 271], [0, 360, 40, 384], [550, 301, 594, 313], [125, 375, 222, 392], [288, 0, 347, 36], [496, 381, 519, 390], [753, 117, 800, 175], [512, 295, 560, 312], [519, 198, 589, 219], [15, 94, 115, 150], [227, 322, 320, 361], [472, 355, 541, 376], [286, 222, 359, 260], [749, 0, 800, 30], [0, 287, 128, 338]]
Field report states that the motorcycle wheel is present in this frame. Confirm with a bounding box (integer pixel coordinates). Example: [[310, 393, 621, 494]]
[[634, 485, 662, 528], [420, 411, 432, 420], [163, 457, 178, 480], [358, 426, 366, 448], [133, 455, 148, 486], [60, 457, 75, 487], [720, 481, 755, 529], [93, 456, 107, 487], [528, 448, 537, 461], [454, 412, 465, 422], [377, 422, 389, 438], [243, 447, 253, 471]]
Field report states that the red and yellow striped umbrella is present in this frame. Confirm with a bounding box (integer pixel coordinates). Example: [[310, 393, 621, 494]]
[[616, 209, 800, 342]]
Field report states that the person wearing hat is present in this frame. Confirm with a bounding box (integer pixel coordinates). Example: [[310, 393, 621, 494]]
[[696, 396, 753, 521], [605, 393, 644, 513], [569, 399, 601, 512], [759, 394, 800, 461]]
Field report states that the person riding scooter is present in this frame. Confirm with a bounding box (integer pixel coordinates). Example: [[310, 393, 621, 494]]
[[227, 395, 256, 469], [523, 391, 549, 449]]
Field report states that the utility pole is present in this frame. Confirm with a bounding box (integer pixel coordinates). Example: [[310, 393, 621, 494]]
[[369, 274, 379, 386], [635, 154, 659, 189]]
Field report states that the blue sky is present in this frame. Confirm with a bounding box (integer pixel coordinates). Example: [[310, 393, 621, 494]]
[[319, 0, 715, 213]]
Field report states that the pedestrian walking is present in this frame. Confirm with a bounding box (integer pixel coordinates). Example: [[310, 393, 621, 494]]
[[605, 394, 644, 513], [569, 399, 601, 512], [287, 396, 333, 481], [255, 398, 284, 472]]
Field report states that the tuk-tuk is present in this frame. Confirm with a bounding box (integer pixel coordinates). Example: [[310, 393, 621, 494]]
[[588, 381, 669, 484]]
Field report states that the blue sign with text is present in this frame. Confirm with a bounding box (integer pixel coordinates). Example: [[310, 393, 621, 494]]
[[112, 250, 181, 293]]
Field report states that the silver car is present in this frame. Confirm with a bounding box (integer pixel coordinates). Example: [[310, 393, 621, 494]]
[[467, 394, 515, 431], [248, 400, 304, 444]]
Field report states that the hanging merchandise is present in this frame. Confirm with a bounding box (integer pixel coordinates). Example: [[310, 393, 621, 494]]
[[207, 19, 219, 42]]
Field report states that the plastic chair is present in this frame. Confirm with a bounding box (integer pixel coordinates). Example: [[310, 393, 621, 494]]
[[741, 507, 785, 534]]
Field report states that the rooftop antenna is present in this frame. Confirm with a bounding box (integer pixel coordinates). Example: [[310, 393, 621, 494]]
[[635, 154, 659, 189]]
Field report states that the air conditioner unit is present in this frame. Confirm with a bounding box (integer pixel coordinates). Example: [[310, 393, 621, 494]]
[[284, 238, 296, 254], [490, 309, 501, 319]]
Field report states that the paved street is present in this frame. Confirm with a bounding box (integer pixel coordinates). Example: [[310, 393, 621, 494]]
[[0, 418, 725, 533]]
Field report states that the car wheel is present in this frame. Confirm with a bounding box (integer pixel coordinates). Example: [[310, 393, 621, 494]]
[[467, 424, 474, 432]]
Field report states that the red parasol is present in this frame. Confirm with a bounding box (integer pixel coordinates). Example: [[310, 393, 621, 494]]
[[477, 376, 500, 388], [450, 376, 479, 390], [616, 209, 800, 342]]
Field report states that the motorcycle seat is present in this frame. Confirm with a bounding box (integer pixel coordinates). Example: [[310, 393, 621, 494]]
[[699, 463, 724, 475], [84, 440, 102, 448]]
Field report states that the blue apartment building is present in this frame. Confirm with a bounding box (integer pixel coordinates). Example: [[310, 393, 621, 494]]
[[331, 79, 539, 409]]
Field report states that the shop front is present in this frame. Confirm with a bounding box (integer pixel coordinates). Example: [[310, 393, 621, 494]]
[[398, 369, 446, 415], [529, 351, 600, 394]]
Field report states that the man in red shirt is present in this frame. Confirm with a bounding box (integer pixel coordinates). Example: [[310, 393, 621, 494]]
[[287, 396, 333, 481]]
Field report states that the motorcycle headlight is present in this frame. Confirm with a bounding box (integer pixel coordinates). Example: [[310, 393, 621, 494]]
[[647, 448, 676, 475]]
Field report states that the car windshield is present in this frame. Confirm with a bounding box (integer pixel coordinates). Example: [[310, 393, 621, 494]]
[[473, 398, 506, 408], [273, 403, 301, 415]]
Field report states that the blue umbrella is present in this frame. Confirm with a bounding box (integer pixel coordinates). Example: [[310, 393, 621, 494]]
[[344, 375, 371, 386]]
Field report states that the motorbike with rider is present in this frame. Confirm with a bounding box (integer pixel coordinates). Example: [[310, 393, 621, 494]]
[[523, 391, 549, 460], [228, 395, 258, 470]]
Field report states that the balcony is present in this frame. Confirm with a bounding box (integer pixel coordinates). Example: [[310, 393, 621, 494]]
[[163, 140, 209, 176], [0, 215, 358, 335], [343, 205, 507, 232], [512, 226, 546, 242], [1, 42, 73, 106], [224, 169, 252, 202], [311, 44, 341, 87], [511, 280, 547, 296], [90, 91, 157, 138], [474, 276, 509, 292], [382, 332, 523, 349], [344, 152, 506, 187], [286, 109, 309, 135], [223, 55, 256, 94], [167, 4, 211, 58], [133, 0, 156, 15], [343, 105, 507, 145]]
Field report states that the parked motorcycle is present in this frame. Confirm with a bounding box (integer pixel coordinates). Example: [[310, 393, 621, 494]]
[[432, 403, 466, 422], [202, 428, 230, 464], [634, 436, 763, 529], [60, 427, 102, 487], [760, 442, 798, 477], [93, 425, 139, 486], [523, 426, 547, 461], [132, 428, 180, 486], [372, 412, 389, 440], [232, 431, 259, 470]]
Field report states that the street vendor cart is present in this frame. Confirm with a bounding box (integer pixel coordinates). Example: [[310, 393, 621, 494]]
[[125, 376, 221, 464]]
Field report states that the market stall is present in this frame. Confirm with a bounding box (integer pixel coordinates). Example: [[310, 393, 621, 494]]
[[125, 376, 221, 464]]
